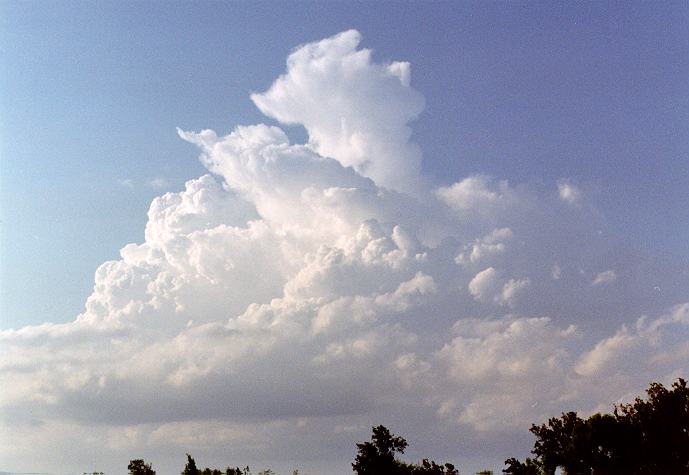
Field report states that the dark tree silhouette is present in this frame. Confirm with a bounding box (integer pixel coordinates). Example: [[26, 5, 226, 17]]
[[128, 459, 156, 475], [224, 467, 247, 475], [353, 425, 459, 475], [182, 453, 200, 475], [179, 453, 248, 475], [353, 425, 409, 475], [409, 458, 459, 475], [503, 378, 689, 475], [503, 457, 543, 475]]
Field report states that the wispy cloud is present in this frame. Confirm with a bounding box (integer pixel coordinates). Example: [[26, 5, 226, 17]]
[[593, 270, 617, 286], [117, 178, 134, 188], [148, 177, 170, 189]]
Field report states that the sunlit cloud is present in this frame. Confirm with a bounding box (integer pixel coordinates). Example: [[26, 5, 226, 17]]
[[2, 30, 688, 474]]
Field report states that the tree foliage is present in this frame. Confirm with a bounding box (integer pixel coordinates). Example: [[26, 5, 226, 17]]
[[180, 454, 250, 475], [182, 454, 200, 475], [181, 454, 249, 475], [352, 425, 459, 475], [128, 459, 156, 475], [504, 378, 689, 475]]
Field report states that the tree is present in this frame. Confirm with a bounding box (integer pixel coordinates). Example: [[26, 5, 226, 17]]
[[353, 425, 459, 475], [409, 459, 459, 475], [352, 425, 409, 475], [128, 459, 156, 475], [182, 453, 200, 475], [183, 456, 246, 475], [503, 457, 543, 475], [503, 378, 689, 475], [614, 378, 689, 474]]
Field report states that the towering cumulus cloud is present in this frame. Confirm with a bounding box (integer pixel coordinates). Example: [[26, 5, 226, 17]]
[[251, 30, 425, 193], [1, 31, 688, 474]]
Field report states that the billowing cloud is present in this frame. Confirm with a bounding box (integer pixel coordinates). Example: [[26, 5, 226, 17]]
[[468, 267, 501, 301], [251, 30, 425, 194], [467, 266, 529, 307], [436, 316, 579, 431], [2, 30, 688, 475], [456, 227, 513, 266]]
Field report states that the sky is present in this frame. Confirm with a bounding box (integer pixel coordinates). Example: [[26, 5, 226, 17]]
[[1, 1, 689, 474]]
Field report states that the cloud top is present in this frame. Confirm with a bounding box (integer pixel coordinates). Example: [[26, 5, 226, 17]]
[[251, 30, 425, 193]]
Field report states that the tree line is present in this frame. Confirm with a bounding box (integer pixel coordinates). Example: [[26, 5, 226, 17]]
[[504, 378, 689, 475], [124, 379, 688, 475]]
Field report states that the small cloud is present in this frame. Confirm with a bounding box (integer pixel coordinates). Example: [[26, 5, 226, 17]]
[[468, 267, 529, 306], [468, 267, 500, 301], [437, 175, 504, 212], [551, 264, 561, 280], [118, 178, 134, 188], [456, 227, 513, 265], [148, 178, 170, 189], [557, 179, 582, 205], [593, 270, 617, 286], [499, 277, 530, 307]]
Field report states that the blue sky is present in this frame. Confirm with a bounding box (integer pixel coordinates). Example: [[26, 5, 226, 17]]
[[1, 2, 689, 474], [2, 1, 688, 328]]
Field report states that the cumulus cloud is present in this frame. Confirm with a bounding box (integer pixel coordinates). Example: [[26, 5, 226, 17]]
[[251, 30, 425, 193], [468, 267, 501, 301], [468, 267, 529, 307], [570, 304, 689, 412], [437, 175, 512, 213], [2, 30, 688, 475], [558, 179, 582, 205], [500, 278, 531, 307], [456, 227, 513, 266], [436, 316, 579, 430], [148, 177, 170, 189]]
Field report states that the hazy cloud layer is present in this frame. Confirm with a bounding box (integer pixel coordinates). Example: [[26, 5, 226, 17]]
[[2, 31, 688, 474]]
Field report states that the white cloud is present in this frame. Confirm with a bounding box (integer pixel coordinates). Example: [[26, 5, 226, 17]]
[[2, 30, 689, 475], [456, 227, 513, 265], [468, 267, 501, 301], [558, 179, 582, 205], [468, 267, 529, 307], [500, 278, 530, 307], [574, 303, 689, 381], [435, 175, 535, 238], [251, 30, 425, 193], [592, 269, 617, 286], [148, 177, 170, 189], [437, 175, 509, 212], [436, 316, 579, 431]]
